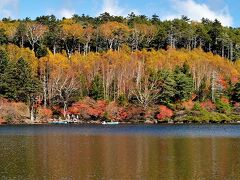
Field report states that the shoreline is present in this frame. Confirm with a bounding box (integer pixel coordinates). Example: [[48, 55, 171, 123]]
[[2, 105, 240, 125], [2, 119, 240, 125]]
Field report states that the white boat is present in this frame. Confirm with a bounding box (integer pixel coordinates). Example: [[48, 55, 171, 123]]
[[102, 121, 119, 125], [49, 121, 68, 124]]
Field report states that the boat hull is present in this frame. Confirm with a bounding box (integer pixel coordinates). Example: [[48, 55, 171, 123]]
[[102, 122, 119, 125]]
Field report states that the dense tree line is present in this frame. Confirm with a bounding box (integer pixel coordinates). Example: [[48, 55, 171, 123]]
[[1, 13, 240, 122], [0, 43, 240, 121], [0, 13, 240, 60]]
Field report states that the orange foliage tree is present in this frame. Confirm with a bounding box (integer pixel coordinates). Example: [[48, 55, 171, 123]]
[[61, 19, 83, 57], [156, 105, 173, 120], [38, 107, 53, 122], [99, 21, 129, 50]]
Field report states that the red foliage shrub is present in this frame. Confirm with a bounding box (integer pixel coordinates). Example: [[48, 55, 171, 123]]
[[105, 102, 128, 121], [217, 76, 228, 89], [182, 100, 194, 110], [67, 97, 108, 119], [38, 107, 53, 121], [96, 100, 107, 110], [90, 100, 107, 117], [68, 102, 88, 115], [118, 109, 128, 120], [200, 100, 216, 111], [86, 107, 102, 117], [156, 105, 173, 120]]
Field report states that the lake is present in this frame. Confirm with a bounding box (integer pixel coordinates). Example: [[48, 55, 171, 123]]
[[1, 124, 240, 179]]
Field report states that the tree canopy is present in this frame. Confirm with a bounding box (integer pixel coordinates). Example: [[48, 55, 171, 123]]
[[1, 14, 240, 121]]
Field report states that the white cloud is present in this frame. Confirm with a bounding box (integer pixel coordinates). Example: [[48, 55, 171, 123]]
[[99, 0, 139, 17], [0, 0, 18, 18], [163, 0, 233, 26], [100, 0, 124, 16], [59, 8, 75, 18], [46, 8, 75, 19], [46, 0, 76, 19]]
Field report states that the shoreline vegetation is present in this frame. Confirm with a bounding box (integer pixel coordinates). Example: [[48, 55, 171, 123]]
[[1, 14, 240, 125], [2, 97, 240, 125]]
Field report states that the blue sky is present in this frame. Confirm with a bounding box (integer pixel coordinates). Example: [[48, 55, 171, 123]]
[[1, 0, 239, 27]]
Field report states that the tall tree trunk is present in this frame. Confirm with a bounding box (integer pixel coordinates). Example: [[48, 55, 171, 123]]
[[109, 39, 114, 50], [53, 43, 56, 55], [43, 61, 49, 107], [32, 44, 35, 52], [199, 38, 202, 49], [230, 41, 233, 61], [169, 34, 173, 48], [30, 105, 34, 122], [43, 73, 47, 108], [84, 42, 89, 55], [222, 43, 224, 58], [78, 43, 81, 53], [194, 37, 197, 49], [208, 43, 211, 52], [29, 95, 35, 122], [63, 101, 67, 118], [211, 71, 216, 102]]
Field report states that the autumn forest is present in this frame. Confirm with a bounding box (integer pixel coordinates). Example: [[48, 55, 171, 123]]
[[1, 13, 240, 123]]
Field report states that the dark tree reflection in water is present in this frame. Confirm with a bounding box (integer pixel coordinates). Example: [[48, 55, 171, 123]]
[[0, 125, 240, 179]]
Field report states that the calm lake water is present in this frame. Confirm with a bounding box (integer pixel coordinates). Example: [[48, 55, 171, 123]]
[[1, 124, 240, 179]]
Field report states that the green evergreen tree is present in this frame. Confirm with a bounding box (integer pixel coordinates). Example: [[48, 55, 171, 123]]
[[4, 57, 39, 101], [158, 70, 176, 103], [35, 45, 48, 58], [173, 65, 193, 101], [0, 49, 9, 96], [0, 49, 8, 74], [4, 57, 40, 121], [0, 28, 8, 45], [90, 75, 104, 100], [14, 22, 27, 47]]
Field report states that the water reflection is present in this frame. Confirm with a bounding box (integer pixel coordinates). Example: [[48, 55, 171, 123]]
[[0, 126, 240, 179]]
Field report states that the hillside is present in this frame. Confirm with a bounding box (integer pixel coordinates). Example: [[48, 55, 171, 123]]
[[0, 43, 240, 123], [1, 14, 240, 123]]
